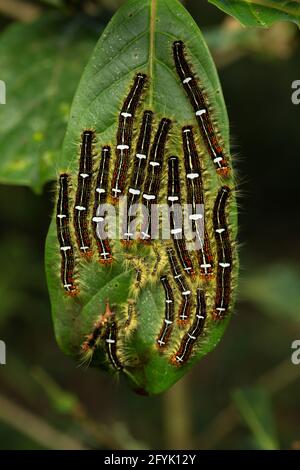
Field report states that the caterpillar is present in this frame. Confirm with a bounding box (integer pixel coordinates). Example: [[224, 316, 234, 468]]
[[123, 110, 153, 242], [125, 299, 137, 331], [92, 146, 113, 264], [213, 186, 233, 320], [80, 300, 114, 364], [56, 174, 77, 295], [73, 130, 94, 257], [141, 118, 171, 241], [124, 255, 147, 295], [172, 288, 207, 366], [167, 155, 194, 276], [182, 126, 214, 277], [105, 320, 123, 371], [173, 41, 230, 177], [111, 73, 147, 200], [157, 275, 175, 349], [151, 244, 165, 278], [166, 247, 192, 325]]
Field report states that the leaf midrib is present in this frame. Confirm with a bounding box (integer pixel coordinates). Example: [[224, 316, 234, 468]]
[[148, 0, 157, 108], [89, 0, 156, 111]]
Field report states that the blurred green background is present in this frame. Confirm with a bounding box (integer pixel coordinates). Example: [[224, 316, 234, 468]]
[[0, 0, 300, 450]]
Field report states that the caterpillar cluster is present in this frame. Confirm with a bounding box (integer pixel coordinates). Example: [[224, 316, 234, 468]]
[[55, 41, 236, 372]]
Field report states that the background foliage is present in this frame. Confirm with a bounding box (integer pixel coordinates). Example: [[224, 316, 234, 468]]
[[0, 0, 299, 450]]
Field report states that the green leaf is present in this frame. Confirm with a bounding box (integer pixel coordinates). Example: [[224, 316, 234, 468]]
[[233, 387, 279, 450], [0, 13, 102, 193], [46, 0, 238, 395], [209, 0, 300, 28]]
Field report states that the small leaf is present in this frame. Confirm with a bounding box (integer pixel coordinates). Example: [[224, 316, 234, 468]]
[[0, 13, 102, 193], [233, 387, 279, 450], [209, 0, 300, 28]]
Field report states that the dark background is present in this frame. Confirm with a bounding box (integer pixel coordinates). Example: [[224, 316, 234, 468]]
[[0, 0, 299, 450]]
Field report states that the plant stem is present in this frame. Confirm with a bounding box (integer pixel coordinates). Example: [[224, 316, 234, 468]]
[[163, 375, 193, 449]]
